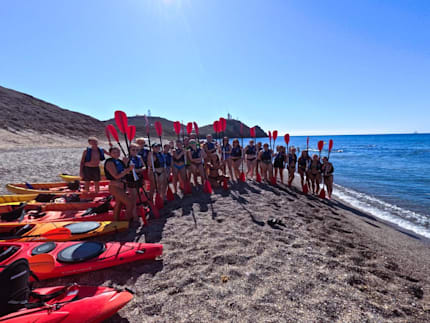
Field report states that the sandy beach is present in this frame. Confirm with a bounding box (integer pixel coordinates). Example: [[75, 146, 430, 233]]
[[2, 147, 429, 322]]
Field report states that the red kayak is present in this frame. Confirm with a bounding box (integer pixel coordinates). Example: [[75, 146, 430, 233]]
[[0, 241, 162, 280], [0, 285, 132, 322]]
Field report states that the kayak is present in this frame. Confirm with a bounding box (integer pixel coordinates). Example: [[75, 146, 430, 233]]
[[0, 241, 163, 280], [0, 221, 128, 242], [0, 196, 114, 214], [59, 166, 105, 183], [0, 285, 132, 322], [0, 194, 38, 204], [6, 181, 110, 195], [0, 206, 129, 223]]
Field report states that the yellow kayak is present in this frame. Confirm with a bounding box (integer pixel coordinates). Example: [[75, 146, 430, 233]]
[[59, 166, 105, 182], [0, 221, 128, 242], [6, 181, 110, 195], [0, 194, 38, 204]]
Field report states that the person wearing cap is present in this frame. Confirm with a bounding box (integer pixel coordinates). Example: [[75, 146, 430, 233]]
[[187, 140, 206, 186], [147, 143, 167, 201]]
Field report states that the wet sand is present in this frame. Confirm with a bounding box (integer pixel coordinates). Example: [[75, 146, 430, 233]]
[[2, 147, 430, 322]]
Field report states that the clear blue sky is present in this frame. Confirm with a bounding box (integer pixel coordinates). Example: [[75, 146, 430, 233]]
[[1, 0, 429, 135]]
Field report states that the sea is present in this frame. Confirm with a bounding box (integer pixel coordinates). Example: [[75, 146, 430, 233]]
[[240, 133, 430, 239]]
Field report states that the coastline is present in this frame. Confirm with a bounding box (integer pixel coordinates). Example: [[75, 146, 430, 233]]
[[1, 146, 429, 321]]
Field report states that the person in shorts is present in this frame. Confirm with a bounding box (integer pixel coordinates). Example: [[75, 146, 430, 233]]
[[80, 137, 110, 193]]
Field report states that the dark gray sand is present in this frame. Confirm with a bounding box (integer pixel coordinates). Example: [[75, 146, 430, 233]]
[[2, 147, 430, 322]]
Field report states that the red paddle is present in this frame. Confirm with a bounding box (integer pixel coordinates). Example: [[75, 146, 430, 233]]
[[127, 125, 136, 143], [186, 122, 193, 136], [250, 127, 256, 138], [328, 139, 334, 160], [213, 120, 220, 144], [173, 121, 181, 141], [273, 130, 278, 149], [114, 110, 130, 156], [107, 124, 127, 156], [284, 133, 290, 169], [268, 131, 272, 150], [307, 136, 310, 152], [318, 140, 324, 158]]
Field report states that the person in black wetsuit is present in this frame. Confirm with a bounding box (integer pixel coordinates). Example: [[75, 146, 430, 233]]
[[297, 150, 310, 191], [104, 147, 134, 220], [258, 143, 274, 182], [220, 137, 232, 178], [322, 156, 334, 199], [244, 140, 257, 180], [123, 143, 145, 219], [273, 146, 287, 183], [287, 147, 297, 187]]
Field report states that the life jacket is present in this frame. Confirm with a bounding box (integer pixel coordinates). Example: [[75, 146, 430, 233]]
[[129, 156, 144, 169], [261, 150, 272, 161], [138, 148, 149, 165], [246, 145, 256, 155], [104, 158, 126, 180], [164, 153, 172, 167], [222, 143, 231, 152], [84, 147, 105, 162], [274, 152, 285, 163], [231, 146, 242, 157], [288, 153, 297, 165], [191, 148, 201, 160], [153, 152, 165, 169], [206, 141, 216, 151], [173, 149, 185, 163]]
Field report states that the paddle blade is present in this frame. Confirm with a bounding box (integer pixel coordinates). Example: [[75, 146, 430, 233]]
[[220, 117, 227, 132], [213, 121, 219, 134], [107, 124, 119, 142], [166, 187, 174, 201], [28, 254, 55, 274], [273, 130, 278, 141], [105, 127, 112, 145], [303, 184, 309, 194], [284, 134, 290, 145], [114, 111, 128, 134], [155, 193, 164, 209], [41, 227, 71, 240], [184, 181, 193, 195], [268, 131, 272, 141], [127, 125, 136, 142], [318, 140, 324, 152], [329, 139, 334, 152], [319, 188, 326, 199], [270, 177, 277, 185], [307, 136, 309, 148], [250, 127, 256, 138], [240, 172, 246, 182], [204, 180, 212, 194], [256, 171, 262, 183], [154, 121, 163, 137], [193, 122, 199, 136], [222, 178, 228, 190], [173, 121, 181, 135], [138, 206, 148, 226], [186, 122, 193, 135]]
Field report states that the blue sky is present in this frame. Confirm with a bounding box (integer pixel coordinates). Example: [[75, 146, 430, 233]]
[[1, 0, 429, 135]]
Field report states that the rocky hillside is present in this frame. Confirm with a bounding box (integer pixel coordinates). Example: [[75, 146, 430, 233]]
[[197, 119, 267, 138]]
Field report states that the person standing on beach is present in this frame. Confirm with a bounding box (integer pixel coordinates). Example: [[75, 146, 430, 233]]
[[287, 147, 297, 187], [204, 134, 217, 160], [220, 137, 233, 178], [297, 150, 309, 190], [322, 156, 334, 199], [172, 140, 187, 194], [230, 139, 243, 181], [273, 145, 286, 184], [309, 154, 322, 194], [123, 143, 144, 220], [187, 140, 206, 187], [148, 144, 167, 201], [244, 140, 257, 180], [80, 137, 110, 193], [259, 143, 274, 182], [104, 147, 135, 220]]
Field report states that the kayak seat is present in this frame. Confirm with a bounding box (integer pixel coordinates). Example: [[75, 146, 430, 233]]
[[31, 242, 56, 256], [57, 241, 106, 263], [82, 200, 110, 216], [35, 193, 56, 202], [67, 181, 80, 191], [65, 222, 101, 235], [0, 203, 26, 222], [0, 246, 19, 262]]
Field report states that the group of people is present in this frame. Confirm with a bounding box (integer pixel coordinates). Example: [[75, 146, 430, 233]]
[[79, 134, 334, 220]]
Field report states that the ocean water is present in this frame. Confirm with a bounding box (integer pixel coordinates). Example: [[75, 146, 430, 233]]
[[239, 133, 430, 238]]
